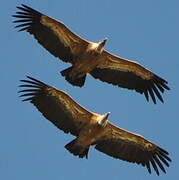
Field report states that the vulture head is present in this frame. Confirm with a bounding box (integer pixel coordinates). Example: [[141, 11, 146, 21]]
[[98, 112, 110, 127], [95, 38, 107, 54]]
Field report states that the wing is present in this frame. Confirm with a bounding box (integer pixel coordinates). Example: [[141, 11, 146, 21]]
[[94, 122, 171, 175], [90, 51, 170, 104], [19, 76, 93, 136], [13, 4, 89, 64]]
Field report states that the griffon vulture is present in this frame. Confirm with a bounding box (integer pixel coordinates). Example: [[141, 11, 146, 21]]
[[19, 76, 171, 175], [13, 4, 170, 104]]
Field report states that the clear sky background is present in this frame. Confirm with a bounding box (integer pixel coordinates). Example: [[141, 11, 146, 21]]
[[1, 0, 178, 179]]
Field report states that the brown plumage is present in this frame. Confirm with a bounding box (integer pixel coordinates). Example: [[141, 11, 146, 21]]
[[13, 4, 170, 104], [19, 76, 171, 175]]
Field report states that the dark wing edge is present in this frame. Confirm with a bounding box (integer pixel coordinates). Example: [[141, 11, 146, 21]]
[[12, 4, 75, 63], [18, 76, 85, 136], [19, 76, 48, 102], [94, 124, 171, 175], [90, 67, 170, 104]]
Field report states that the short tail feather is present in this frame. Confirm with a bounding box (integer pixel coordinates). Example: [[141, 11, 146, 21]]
[[60, 67, 86, 87], [65, 139, 89, 159]]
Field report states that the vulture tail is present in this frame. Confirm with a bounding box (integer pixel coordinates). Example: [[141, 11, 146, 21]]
[[60, 67, 86, 87], [65, 139, 89, 159]]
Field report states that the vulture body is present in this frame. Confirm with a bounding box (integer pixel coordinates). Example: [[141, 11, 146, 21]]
[[13, 4, 170, 104], [19, 76, 171, 175]]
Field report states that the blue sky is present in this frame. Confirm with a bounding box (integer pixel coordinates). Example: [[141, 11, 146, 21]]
[[1, 0, 178, 179]]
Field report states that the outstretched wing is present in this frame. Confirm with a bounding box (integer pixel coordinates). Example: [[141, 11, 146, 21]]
[[19, 76, 93, 136], [94, 122, 171, 175], [90, 51, 170, 104], [13, 4, 89, 64]]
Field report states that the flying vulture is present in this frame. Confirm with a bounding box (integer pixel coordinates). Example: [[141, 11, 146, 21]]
[[13, 4, 170, 104], [19, 76, 171, 175]]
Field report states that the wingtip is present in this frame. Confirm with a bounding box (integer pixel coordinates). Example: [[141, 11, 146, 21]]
[[17, 4, 27, 9]]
